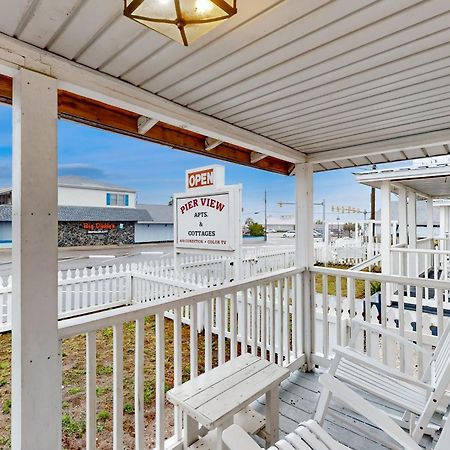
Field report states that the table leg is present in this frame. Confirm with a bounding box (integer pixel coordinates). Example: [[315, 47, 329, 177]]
[[184, 412, 199, 448], [265, 387, 279, 447], [216, 417, 233, 450]]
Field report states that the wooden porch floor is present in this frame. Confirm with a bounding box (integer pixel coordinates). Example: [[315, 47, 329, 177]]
[[251, 369, 435, 450]]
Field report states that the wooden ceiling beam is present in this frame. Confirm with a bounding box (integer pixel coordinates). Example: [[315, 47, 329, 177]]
[[137, 116, 158, 135], [0, 74, 291, 175]]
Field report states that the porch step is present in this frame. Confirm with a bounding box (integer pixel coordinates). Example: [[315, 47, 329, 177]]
[[189, 407, 265, 449]]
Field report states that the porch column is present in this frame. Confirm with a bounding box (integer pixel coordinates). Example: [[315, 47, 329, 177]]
[[295, 163, 314, 369], [398, 187, 408, 245], [380, 181, 391, 275], [426, 197, 434, 240], [407, 191, 417, 248], [11, 68, 61, 449]]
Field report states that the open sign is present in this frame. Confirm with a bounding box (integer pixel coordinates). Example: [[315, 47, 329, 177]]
[[185, 165, 225, 191]]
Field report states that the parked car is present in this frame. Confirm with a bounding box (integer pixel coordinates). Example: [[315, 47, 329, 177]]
[[282, 231, 295, 238]]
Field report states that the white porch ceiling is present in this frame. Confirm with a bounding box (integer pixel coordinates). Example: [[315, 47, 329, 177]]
[[1, 0, 450, 171]]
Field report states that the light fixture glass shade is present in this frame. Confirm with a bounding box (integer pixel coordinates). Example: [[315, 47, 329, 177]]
[[124, 0, 237, 46]]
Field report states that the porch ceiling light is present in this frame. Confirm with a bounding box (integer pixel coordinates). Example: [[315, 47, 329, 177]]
[[123, 0, 237, 46]]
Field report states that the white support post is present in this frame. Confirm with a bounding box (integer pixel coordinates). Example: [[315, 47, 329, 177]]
[[295, 163, 314, 369], [380, 182, 391, 275], [398, 187, 408, 245], [427, 197, 434, 240], [11, 68, 61, 450], [407, 191, 417, 248]]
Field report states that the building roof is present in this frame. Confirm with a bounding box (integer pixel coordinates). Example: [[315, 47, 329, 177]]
[[0, 205, 150, 222], [57, 176, 136, 193], [136, 204, 173, 224], [355, 160, 450, 199], [1, 2, 450, 173], [0, 177, 137, 195], [376, 201, 440, 226]]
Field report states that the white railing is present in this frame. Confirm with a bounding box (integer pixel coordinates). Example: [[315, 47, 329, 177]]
[[58, 267, 306, 449], [314, 239, 381, 265], [311, 266, 450, 377], [391, 246, 450, 281], [0, 275, 11, 333]]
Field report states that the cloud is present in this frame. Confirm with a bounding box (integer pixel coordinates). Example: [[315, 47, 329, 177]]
[[58, 163, 107, 179]]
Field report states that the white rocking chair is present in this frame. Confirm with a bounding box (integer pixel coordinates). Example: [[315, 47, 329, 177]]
[[222, 373, 424, 450], [318, 319, 450, 443]]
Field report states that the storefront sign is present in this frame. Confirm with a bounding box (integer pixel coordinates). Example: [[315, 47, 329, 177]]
[[175, 165, 241, 253], [185, 165, 225, 191], [83, 222, 117, 234], [176, 193, 232, 250]]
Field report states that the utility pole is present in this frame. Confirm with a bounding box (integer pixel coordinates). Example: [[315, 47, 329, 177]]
[[370, 164, 376, 220]]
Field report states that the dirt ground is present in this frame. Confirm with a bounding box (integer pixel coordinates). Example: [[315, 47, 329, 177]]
[[0, 319, 225, 450]]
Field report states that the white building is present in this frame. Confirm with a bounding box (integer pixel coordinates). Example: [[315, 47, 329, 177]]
[[0, 176, 173, 246]]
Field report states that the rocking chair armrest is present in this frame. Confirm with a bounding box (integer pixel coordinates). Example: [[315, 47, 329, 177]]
[[332, 345, 432, 391], [319, 374, 423, 450], [350, 320, 432, 355], [222, 424, 263, 450]]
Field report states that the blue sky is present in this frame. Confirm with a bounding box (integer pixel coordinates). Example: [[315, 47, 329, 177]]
[[0, 103, 401, 221]]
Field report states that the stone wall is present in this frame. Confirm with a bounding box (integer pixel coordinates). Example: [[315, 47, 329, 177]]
[[58, 221, 135, 247]]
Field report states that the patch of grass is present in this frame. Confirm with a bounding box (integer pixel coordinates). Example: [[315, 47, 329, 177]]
[[97, 365, 113, 376], [123, 403, 134, 414], [97, 410, 109, 421], [96, 386, 111, 397], [101, 328, 113, 338], [62, 414, 85, 438], [0, 435, 11, 448], [67, 386, 83, 396], [2, 399, 11, 414], [144, 381, 154, 404], [0, 379, 7, 388]]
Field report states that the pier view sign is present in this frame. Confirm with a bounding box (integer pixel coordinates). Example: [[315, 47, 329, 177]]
[[175, 165, 241, 252]]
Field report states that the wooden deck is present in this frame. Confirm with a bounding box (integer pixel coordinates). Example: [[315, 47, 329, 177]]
[[251, 369, 435, 450]]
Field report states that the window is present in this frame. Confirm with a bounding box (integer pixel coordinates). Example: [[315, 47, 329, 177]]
[[106, 193, 129, 206]]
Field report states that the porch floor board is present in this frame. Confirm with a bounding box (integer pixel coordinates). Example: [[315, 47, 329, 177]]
[[251, 369, 435, 449]]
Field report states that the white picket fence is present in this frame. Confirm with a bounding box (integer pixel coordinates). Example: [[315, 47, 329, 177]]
[[0, 247, 296, 332]]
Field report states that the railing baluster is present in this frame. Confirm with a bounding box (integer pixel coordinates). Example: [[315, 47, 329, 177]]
[[204, 299, 212, 371], [261, 284, 267, 360], [284, 277, 290, 365], [276, 280, 283, 365], [270, 282, 276, 363], [398, 283, 405, 372], [86, 331, 96, 450], [241, 289, 248, 354], [190, 303, 198, 377], [251, 286, 257, 355], [364, 279, 372, 357], [113, 324, 124, 450], [156, 312, 165, 449], [218, 295, 226, 365], [174, 307, 182, 440], [135, 318, 145, 449], [230, 292, 237, 359], [322, 274, 329, 359], [335, 276, 342, 348], [416, 285, 424, 377]]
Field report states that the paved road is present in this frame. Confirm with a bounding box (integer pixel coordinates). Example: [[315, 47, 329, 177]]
[[0, 234, 295, 277]]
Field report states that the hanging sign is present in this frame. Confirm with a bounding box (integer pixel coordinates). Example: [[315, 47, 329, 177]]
[[175, 165, 241, 252]]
